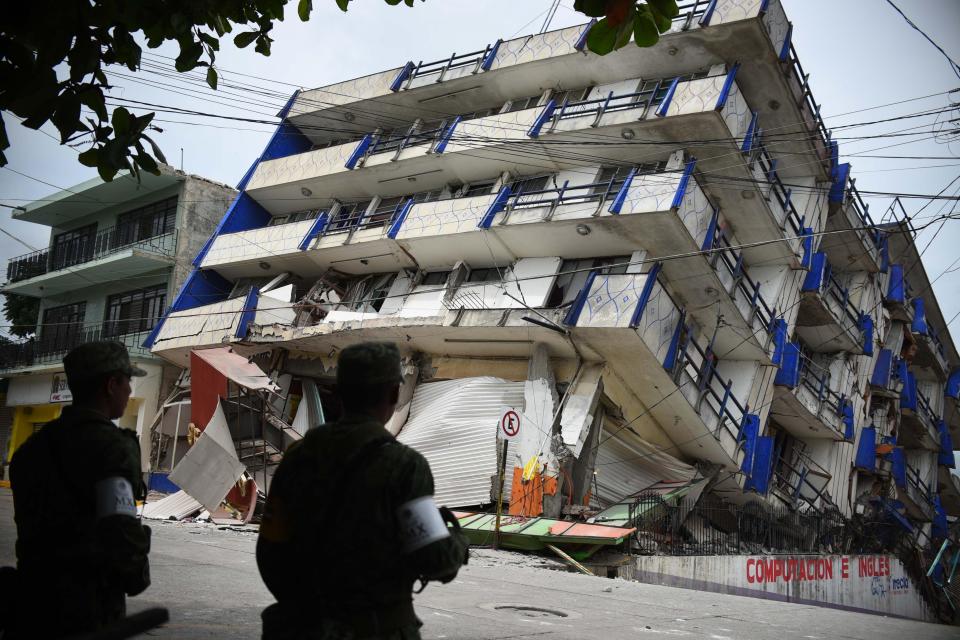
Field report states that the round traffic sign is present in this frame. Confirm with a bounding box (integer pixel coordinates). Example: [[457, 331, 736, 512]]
[[500, 409, 520, 438]]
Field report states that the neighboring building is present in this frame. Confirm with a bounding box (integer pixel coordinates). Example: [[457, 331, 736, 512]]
[[1, 165, 236, 470], [145, 0, 958, 619]]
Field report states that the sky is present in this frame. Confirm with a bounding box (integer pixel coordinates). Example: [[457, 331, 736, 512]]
[[0, 0, 958, 339]]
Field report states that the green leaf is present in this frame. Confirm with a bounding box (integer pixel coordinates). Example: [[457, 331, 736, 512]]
[[573, 0, 608, 18], [136, 152, 160, 175], [111, 106, 131, 135], [648, 0, 680, 19], [175, 40, 204, 72], [78, 86, 108, 121], [234, 31, 259, 48], [254, 36, 271, 55], [78, 147, 100, 167], [586, 17, 618, 55], [197, 32, 220, 52], [142, 133, 168, 164], [206, 66, 218, 90], [645, 4, 673, 32], [97, 155, 119, 182], [298, 0, 312, 21], [336, 0, 350, 11], [614, 14, 634, 49], [52, 93, 84, 143], [633, 10, 660, 47]]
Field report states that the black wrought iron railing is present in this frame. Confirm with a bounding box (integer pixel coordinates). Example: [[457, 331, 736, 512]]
[[625, 495, 850, 556], [6, 228, 176, 283], [0, 326, 154, 370]]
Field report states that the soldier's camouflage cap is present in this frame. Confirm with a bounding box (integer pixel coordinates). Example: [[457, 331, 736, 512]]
[[63, 341, 148, 383], [337, 341, 403, 386]]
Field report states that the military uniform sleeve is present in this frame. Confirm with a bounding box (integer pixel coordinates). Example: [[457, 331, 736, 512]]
[[394, 448, 468, 584], [94, 428, 151, 596]]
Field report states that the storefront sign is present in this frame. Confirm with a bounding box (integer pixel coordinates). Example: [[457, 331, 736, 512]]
[[50, 374, 72, 403]]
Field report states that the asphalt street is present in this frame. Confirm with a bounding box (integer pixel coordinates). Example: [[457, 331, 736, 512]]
[[0, 488, 956, 639]]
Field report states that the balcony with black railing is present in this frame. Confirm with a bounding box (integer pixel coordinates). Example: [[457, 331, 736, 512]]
[[823, 170, 884, 273], [4, 226, 177, 296], [910, 296, 950, 381], [567, 264, 753, 470], [796, 252, 866, 355], [901, 463, 935, 521], [0, 324, 155, 372], [771, 446, 833, 513], [900, 373, 942, 451], [772, 350, 852, 441]]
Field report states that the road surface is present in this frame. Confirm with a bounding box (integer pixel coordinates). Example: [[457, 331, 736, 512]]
[[0, 488, 955, 639]]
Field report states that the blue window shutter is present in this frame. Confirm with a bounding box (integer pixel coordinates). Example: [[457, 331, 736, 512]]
[[855, 426, 877, 471]]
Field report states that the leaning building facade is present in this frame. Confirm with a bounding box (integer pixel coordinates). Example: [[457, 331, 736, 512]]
[[145, 0, 959, 620]]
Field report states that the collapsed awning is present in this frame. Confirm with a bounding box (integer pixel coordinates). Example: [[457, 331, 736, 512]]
[[192, 347, 280, 392]]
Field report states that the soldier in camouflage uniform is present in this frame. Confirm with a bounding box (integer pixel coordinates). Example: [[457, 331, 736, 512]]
[[7, 341, 152, 639], [257, 342, 469, 640]]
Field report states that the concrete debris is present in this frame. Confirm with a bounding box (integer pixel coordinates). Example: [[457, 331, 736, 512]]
[[141, 490, 203, 521]]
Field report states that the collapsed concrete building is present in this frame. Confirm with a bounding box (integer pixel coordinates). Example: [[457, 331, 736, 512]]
[[143, 0, 960, 622]]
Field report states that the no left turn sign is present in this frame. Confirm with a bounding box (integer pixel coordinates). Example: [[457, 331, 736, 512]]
[[499, 407, 521, 440]]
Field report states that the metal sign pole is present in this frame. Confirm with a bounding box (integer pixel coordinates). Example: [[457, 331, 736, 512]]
[[494, 438, 508, 550]]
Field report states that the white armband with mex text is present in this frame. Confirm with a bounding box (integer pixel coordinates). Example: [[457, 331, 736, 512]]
[[397, 495, 450, 553], [95, 476, 138, 519]]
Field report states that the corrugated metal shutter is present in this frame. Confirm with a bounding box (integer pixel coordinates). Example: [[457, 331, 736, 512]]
[[592, 424, 696, 507], [397, 377, 525, 507]]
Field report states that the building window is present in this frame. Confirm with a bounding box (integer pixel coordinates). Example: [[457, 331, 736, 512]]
[[328, 201, 371, 232], [342, 273, 397, 312], [504, 95, 542, 113], [547, 256, 630, 308], [51, 223, 97, 271], [462, 180, 496, 198], [467, 267, 501, 283], [267, 210, 318, 226], [365, 196, 406, 228], [551, 87, 591, 106], [421, 271, 451, 286], [103, 284, 167, 338], [510, 175, 551, 195], [39, 301, 86, 355], [115, 196, 178, 247], [412, 188, 444, 203]]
